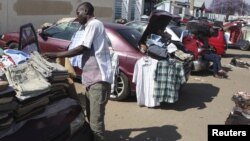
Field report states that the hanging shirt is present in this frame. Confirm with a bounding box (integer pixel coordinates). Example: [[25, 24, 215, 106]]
[[110, 50, 119, 93], [132, 57, 160, 107], [153, 59, 186, 103]]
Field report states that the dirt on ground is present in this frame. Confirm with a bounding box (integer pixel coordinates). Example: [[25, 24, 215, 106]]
[[74, 48, 250, 141]]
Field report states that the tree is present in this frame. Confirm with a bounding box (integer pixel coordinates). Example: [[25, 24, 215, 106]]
[[209, 0, 250, 21]]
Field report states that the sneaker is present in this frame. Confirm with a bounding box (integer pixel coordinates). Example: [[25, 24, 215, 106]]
[[218, 70, 227, 76], [214, 72, 228, 79]]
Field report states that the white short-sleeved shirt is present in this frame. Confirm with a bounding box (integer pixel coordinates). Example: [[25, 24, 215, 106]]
[[132, 57, 160, 107], [72, 18, 113, 87]]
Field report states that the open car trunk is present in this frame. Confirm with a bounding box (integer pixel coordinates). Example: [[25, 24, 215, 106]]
[[139, 10, 173, 45], [139, 10, 192, 81]]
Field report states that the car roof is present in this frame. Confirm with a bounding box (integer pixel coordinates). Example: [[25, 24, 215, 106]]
[[103, 22, 135, 30], [56, 17, 76, 24], [126, 20, 148, 24], [55, 18, 135, 31]]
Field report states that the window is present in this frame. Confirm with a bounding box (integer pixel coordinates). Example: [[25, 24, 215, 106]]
[[170, 26, 185, 38], [44, 22, 80, 40], [116, 28, 142, 50]]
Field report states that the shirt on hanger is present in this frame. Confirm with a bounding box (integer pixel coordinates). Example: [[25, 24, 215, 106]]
[[133, 57, 160, 107]]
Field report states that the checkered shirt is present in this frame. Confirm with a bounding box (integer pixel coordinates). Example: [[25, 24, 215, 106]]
[[153, 59, 186, 103]]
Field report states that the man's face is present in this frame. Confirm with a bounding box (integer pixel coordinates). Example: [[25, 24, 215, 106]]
[[76, 5, 88, 25]]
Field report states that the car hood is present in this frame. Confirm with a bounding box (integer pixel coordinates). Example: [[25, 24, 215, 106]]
[[139, 10, 173, 45]]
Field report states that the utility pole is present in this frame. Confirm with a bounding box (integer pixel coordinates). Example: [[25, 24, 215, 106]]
[[241, 0, 244, 16], [190, 0, 194, 16], [171, 0, 175, 15]]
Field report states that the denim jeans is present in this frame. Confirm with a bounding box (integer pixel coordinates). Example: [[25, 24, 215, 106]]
[[203, 52, 222, 73], [85, 82, 111, 141]]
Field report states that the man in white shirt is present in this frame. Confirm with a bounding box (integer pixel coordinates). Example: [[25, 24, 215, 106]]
[[43, 2, 113, 141]]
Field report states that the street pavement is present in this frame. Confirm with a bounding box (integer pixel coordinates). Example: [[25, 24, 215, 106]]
[[75, 48, 250, 141]]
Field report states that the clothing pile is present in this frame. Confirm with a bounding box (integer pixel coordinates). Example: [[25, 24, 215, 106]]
[[146, 33, 193, 61], [0, 86, 16, 130], [0, 49, 86, 140], [29, 51, 69, 81], [230, 57, 250, 69], [225, 91, 250, 125]]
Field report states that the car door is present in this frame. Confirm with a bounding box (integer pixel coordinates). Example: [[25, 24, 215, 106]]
[[19, 23, 39, 54], [38, 22, 80, 53]]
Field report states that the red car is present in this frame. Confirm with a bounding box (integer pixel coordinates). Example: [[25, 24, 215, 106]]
[[0, 19, 143, 101], [186, 20, 227, 56], [223, 20, 250, 51]]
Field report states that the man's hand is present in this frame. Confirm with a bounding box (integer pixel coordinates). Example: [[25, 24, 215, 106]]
[[42, 52, 58, 59]]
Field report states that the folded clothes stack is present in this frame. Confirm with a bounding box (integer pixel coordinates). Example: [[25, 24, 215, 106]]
[[4, 62, 51, 101], [0, 86, 17, 130], [174, 50, 194, 61], [29, 51, 69, 82]]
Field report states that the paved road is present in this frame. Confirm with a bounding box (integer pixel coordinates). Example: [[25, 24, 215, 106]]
[[75, 48, 250, 141]]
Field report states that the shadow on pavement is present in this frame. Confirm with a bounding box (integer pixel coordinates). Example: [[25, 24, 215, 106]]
[[159, 83, 219, 111], [105, 125, 181, 141], [120, 83, 219, 111], [191, 71, 212, 77]]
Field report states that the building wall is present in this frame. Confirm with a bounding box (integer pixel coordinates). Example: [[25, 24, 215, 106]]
[[116, 0, 145, 21], [121, 0, 131, 20], [0, 0, 114, 34], [156, 2, 171, 13], [134, 0, 145, 20], [114, 0, 123, 19]]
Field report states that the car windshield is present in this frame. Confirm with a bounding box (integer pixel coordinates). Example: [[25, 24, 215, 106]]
[[127, 21, 187, 40], [44, 22, 80, 40], [116, 28, 142, 49], [169, 26, 186, 38], [126, 21, 148, 33]]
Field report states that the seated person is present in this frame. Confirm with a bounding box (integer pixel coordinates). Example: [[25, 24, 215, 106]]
[[198, 34, 228, 78]]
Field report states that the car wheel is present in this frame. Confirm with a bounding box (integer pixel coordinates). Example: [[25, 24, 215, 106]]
[[109, 72, 130, 101], [238, 40, 250, 51], [8, 42, 19, 50]]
